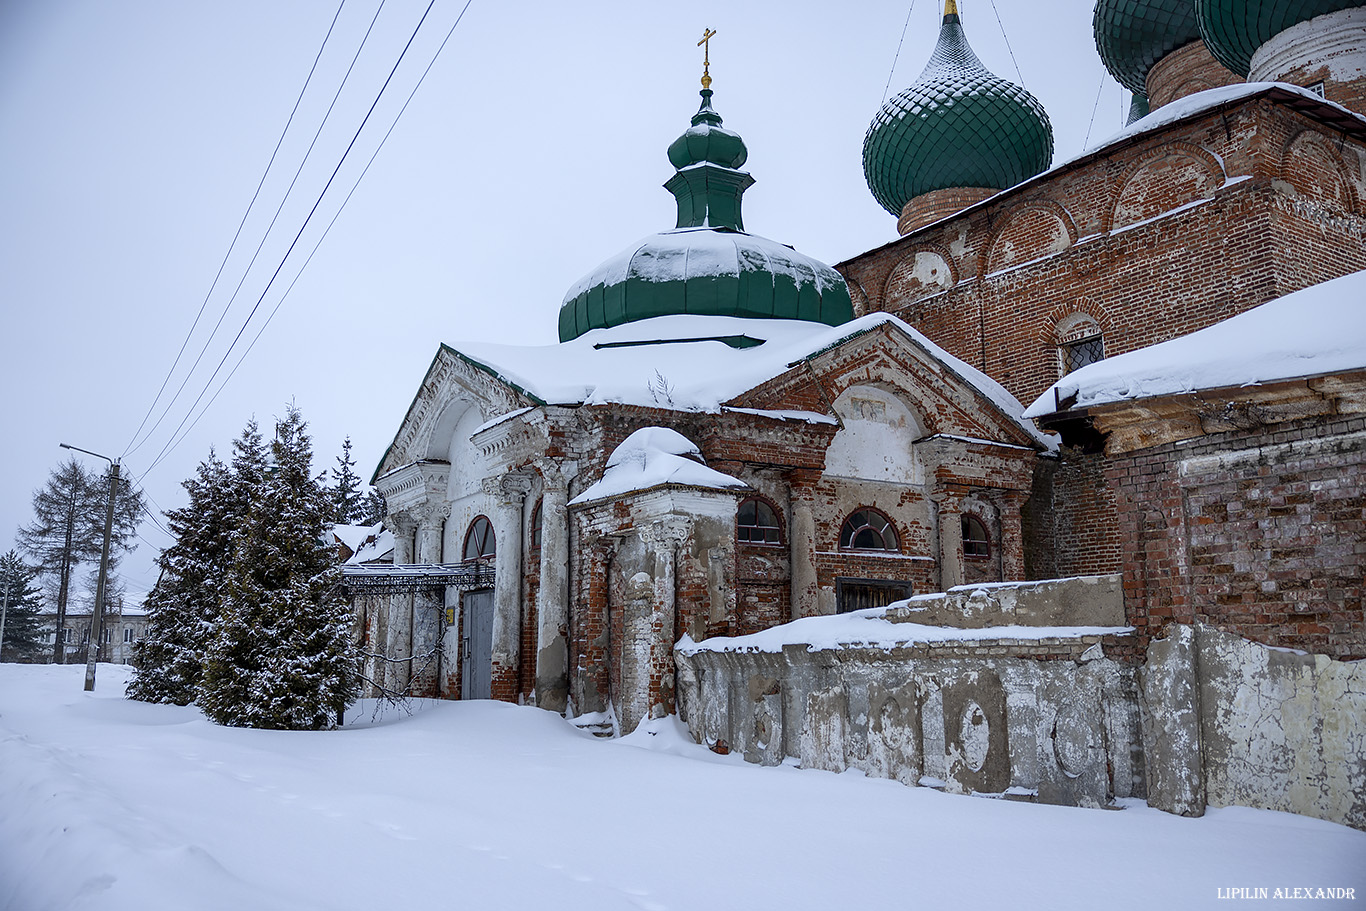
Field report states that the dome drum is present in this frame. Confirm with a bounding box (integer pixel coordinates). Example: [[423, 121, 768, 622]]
[[1144, 37, 1242, 109], [1198, 0, 1366, 77]]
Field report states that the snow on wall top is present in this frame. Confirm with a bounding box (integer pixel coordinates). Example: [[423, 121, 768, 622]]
[[1024, 268, 1366, 418], [451, 312, 1053, 448], [569, 426, 748, 505], [677, 605, 1132, 655]]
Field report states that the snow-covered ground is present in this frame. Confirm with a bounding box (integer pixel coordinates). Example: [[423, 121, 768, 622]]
[[2, 665, 1362, 911]]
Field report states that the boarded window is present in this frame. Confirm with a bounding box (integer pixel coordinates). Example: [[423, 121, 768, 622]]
[[837, 577, 911, 613]]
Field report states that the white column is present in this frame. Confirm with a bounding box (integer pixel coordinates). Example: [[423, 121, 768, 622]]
[[932, 489, 964, 591], [411, 503, 449, 695], [535, 469, 572, 712], [487, 473, 532, 701], [385, 512, 417, 693], [789, 485, 818, 618]]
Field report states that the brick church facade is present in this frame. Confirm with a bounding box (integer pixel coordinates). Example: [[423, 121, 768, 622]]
[[354, 0, 1366, 761]]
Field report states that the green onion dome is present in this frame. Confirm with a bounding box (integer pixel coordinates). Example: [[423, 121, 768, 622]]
[[1197, 0, 1366, 76], [1093, 0, 1202, 95], [557, 89, 853, 342], [863, 5, 1054, 217], [667, 90, 748, 170]]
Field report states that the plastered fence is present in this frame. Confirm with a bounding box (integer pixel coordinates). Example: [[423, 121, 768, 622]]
[[676, 580, 1365, 829]]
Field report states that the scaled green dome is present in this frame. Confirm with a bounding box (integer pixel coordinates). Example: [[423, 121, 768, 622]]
[[557, 89, 853, 343], [1197, 0, 1366, 76], [863, 9, 1054, 217], [1094, 0, 1203, 94]]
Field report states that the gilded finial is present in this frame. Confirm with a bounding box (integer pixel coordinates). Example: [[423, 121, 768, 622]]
[[698, 28, 717, 89], [944, 0, 958, 17]]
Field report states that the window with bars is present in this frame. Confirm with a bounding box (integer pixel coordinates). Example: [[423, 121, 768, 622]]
[[1062, 334, 1104, 374]]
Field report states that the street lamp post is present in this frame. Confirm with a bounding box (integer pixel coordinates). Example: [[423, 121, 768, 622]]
[[60, 443, 119, 692]]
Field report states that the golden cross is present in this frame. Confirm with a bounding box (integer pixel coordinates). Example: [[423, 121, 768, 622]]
[[698, 28, 717, 89]]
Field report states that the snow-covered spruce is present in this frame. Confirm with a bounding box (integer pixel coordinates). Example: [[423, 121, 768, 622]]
[[127, 428, 259, 706], [197, 407, 358, 730]]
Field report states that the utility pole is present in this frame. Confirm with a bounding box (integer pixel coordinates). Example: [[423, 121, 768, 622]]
[[0, 574, 11, 662], [60, 443, 119, 692]]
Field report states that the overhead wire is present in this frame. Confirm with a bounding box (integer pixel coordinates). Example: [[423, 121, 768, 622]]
[[882, 2, 917, 103], [142, 0, 439, 478], [153, 0, 476, 465], [1083, 69, 1107, 149], [122, 0, 347, 460], [127, 0, 389, 462], [985, 0, 1025, 86]]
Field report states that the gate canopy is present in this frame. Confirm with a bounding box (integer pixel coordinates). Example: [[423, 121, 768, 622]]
[[340, 562, 494, 594]]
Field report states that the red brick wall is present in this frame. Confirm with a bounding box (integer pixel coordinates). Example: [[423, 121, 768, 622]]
[[840, 98, 1366, 584], [1106, 414, 1366, 659], [840, 99, 1366, 411]]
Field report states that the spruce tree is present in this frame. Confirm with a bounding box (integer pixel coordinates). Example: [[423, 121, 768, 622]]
[[127, 448, 244, 705], [18, 458, 143, 663], [200, 407, 358, 729], [0, 550, 46, 662], [330, 437, 364, 524]]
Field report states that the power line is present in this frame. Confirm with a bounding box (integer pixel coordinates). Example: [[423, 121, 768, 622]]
[[985, 0, 1024, 86], [882, 2, 917, 103], [153, 0, 476, 467], [128, 0, 389, 461], [123, 0, 347, 460], [142, 0, 440, 478], [1083, 69, 1107, 149]]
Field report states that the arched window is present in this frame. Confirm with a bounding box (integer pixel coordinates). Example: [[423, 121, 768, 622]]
[[529, 500, 543, 551], [737, 497, 782, 544], [962, 514, 991, 559], [839, 508, 899, 552], [463, 516, 495, 561]]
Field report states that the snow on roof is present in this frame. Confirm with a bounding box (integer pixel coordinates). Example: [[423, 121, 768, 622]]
[[1024, 268, 1366, 418], [330, 523, 381, 555], [562, 227, 847, 303], [449, 312, 1053, 448], [677, 605, 1133, 655], [346, 528, 394, 565], [1078, 82, 1366, 159], [569, 427, 748, 505]]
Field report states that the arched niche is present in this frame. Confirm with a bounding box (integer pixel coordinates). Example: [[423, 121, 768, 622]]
[[1112, 146, 1223, 230], [1281, 131, 1358, 214], [823, 385, 926, 485], [884, 250, 955, 307], [426, 402, 490, 502], [985, 204, 1074, 275]]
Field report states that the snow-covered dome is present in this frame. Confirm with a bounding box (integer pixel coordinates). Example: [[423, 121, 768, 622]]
[[1093, 0, 1203, 95], [862, 1, 1054, 217], [1197, 0, 1366, 76], [557, 87, 853, 342]]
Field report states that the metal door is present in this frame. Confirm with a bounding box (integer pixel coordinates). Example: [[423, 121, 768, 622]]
[[461, 588, 494, 699]]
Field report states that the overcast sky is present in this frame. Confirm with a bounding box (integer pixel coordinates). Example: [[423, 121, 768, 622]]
[[1, 0, 1126, 605]]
